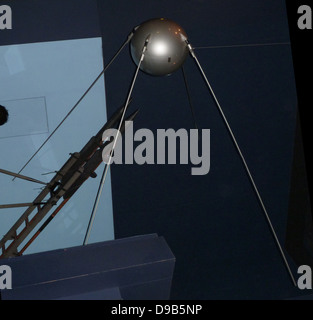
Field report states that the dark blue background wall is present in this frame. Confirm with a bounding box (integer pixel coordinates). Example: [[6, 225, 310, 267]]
[[1, 0, 311, 299], [98, 0, 301, 299]]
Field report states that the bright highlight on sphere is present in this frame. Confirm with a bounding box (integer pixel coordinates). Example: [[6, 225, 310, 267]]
[[153, 41, 168, 56], [130, 18, 189, 76]]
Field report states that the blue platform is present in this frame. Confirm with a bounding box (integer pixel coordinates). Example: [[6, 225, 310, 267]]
[[0, 234, 175, 300]]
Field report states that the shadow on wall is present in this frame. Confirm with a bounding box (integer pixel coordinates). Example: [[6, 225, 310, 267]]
[[0, 105, 9, 126]]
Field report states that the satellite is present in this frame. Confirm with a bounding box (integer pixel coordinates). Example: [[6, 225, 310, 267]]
[[0, 18, 296, 286]]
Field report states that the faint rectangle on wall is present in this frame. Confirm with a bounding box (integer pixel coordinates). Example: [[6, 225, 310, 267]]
[[0, 97, 48, 138]]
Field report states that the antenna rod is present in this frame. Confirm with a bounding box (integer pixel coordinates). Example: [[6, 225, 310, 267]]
[[182, 66, 198, 130], [13, 30, 136, 180], [186, 41, 297, 287], [83, 35, 150, 245]]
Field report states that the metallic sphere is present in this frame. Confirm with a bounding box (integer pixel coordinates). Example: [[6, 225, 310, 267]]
[[130, 18, 189, 76]]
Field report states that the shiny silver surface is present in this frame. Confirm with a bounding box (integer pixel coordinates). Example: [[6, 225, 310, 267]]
[[130, 18, 189, 76]]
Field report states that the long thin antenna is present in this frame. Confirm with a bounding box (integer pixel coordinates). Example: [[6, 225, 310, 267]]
[[83, 163, 107, 245], [83, 35, 150, 245], [186, 41, 297, 287], [13, 31, 136, 181], [181, 66, 198, 130]]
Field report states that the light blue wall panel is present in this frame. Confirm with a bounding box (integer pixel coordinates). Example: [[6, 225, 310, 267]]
[[0, 37, 114, 255]]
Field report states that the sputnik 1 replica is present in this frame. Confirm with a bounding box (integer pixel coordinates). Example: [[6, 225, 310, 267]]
[[0, 18, 296, 287]]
